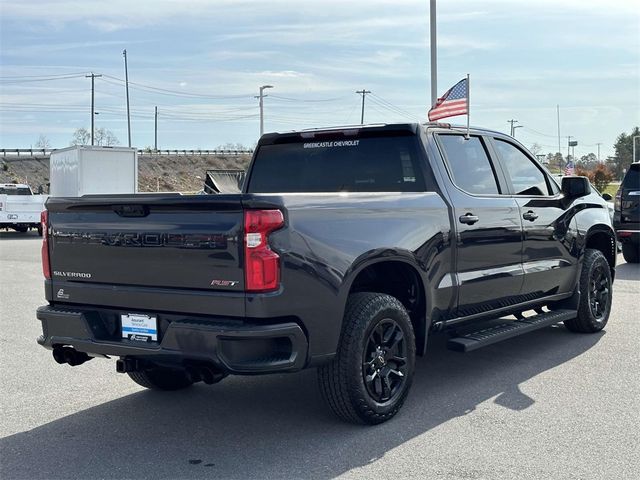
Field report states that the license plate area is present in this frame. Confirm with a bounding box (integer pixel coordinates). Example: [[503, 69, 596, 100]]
[[121, 313, 158, 342]]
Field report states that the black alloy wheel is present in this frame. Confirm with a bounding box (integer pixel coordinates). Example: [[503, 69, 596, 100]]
[[317, 292, 416, 424], [588, 263, 610, 320], [362, 318, 408, 403], [564, 249, 612, 333]]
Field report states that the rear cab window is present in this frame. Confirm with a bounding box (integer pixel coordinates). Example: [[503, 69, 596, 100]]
[[0, 186, 32, 195], [246, 132, 427, 193]]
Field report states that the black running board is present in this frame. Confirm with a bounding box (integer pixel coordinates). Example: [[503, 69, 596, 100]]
[[447, 309, 577, 352]]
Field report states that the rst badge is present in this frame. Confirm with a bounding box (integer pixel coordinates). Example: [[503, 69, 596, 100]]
[[210, 279, 240, 287]]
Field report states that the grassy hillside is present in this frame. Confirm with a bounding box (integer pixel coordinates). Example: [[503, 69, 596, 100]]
[[0, 154, 252, 193]]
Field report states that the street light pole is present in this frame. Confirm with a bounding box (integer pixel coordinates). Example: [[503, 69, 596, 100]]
[[257, 85, 273, 137], [513, 125, 522, 138], [123, 49, 132, 148], [429, 0, 437, 107], [154, 106, 158, 152], [633, 136, 639, 163]]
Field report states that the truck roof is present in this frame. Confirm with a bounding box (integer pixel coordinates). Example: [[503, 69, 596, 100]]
[[261, 122, 509, 144]]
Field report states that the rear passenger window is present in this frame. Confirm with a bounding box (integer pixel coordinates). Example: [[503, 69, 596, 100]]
[[494, 139, 550, 196], [437, 135, 499, 195]]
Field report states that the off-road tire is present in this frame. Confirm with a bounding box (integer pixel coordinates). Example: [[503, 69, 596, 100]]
[[127, 367, 193, 391], [622, 242, 639, 263], [564, 249, 612, 333], [318, 292, 416, 425]]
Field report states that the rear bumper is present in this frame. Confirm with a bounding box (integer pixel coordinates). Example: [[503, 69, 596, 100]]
[[614, 223, 640, 243], [36, 305, 308, 374]]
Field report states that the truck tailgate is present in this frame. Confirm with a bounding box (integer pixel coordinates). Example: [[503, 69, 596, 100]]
[[46, 194, 246, 315]]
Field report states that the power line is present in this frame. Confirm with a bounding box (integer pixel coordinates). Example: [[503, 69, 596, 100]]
[[99, 74, 253, 100], [0, 74, 87, 84], [269, 94, 350, 103], [368, 94, 423, 122], [522, 126, 569, 139]]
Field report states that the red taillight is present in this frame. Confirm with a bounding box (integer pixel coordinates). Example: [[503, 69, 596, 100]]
[[244, 209, 284, 292], [41, 210, 51, 279]]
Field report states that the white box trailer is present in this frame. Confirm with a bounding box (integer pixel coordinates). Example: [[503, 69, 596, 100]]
[[49, 146, 137, 197]]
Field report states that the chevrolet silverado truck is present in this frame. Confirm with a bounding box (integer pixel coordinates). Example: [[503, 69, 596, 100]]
[[0, 183, 47, 235], [37, 123, 616, 424]]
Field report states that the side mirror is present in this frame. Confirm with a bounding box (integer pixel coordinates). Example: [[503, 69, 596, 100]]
[[602, 193, 612, 201], [561, 176, 591, 199]]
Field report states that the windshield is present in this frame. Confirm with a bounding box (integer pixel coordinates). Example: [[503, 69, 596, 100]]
[[247, 134, 426, 193]]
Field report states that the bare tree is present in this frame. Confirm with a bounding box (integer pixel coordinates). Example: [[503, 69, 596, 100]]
[[70, 128, 91, 146], [529, 143, 542, 156], [70, 127, 120, 146], [95, 128, 120, 146], [34, 134, 51, 149]]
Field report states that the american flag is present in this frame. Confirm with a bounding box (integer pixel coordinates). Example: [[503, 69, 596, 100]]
[[428, 78, 469, 121], [564, 160, 575, 176]]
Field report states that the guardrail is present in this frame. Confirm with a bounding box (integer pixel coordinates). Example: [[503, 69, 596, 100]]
[[138, 149, 253, 156], [1, 148, 52, 157], [1, 148, 253, 158]]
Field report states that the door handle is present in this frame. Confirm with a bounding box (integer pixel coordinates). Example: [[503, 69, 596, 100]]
[[523, 211, 538, 221], [459, 213, 479, 225]]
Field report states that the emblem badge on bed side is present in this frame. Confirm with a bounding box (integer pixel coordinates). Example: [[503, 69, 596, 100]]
[[210, 279, 240, 287]]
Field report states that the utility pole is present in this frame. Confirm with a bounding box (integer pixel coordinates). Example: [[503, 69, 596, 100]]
[[154, 106, 158, 152], [633, 136, 639, 163], [86, 72, 102, 146], [556, 104, 561, 155], [257, 85, 273, 137], [123, 49, 132, 148], [508, 119, 519, 137], [356, 89, 371, 124], [596, 142, 602, 162], [429, 0, 437, 107]]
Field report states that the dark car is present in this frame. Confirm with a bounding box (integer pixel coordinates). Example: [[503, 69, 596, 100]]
[[36, 123, 616, 424], [614, 163, 640, 263]]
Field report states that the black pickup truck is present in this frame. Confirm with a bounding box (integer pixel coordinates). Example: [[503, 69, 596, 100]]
[[37, 123, 616, 424]]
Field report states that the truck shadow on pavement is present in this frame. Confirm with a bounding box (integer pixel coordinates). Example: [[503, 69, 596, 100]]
[[615, 260, 640, 281], [1, 326, 603, 480]]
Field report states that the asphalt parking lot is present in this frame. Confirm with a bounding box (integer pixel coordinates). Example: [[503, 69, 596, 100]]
[[1, 231, 638, 480]]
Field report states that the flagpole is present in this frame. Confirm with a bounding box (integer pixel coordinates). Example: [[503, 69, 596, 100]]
[[466, 73, 470, 139]]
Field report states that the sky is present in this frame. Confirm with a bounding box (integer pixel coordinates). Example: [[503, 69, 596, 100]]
[[0, 0, 639, 158]]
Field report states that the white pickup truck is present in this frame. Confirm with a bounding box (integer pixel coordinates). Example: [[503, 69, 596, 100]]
[[0, 183, 48, 235]]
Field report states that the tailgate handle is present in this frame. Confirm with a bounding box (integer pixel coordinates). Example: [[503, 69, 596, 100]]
[[113, 205, 149, 217]]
